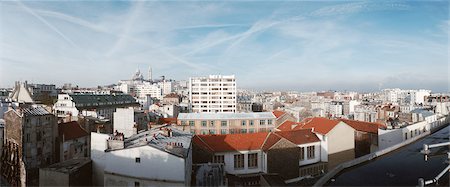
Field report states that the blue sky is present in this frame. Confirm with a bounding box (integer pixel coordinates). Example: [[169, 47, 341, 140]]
[[0, 1, 448, 92]]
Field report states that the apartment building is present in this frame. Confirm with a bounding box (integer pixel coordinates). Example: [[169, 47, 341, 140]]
[[189, 75, 236, 113], [177, 112, 276, 135], [2, 104, 58, 186], [53, 93, 139, 121]]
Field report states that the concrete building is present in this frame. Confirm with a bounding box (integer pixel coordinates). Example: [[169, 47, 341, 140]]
[[162, 93, 181, 105], [39, 158, 92, 186], [113, 107, 148, 138], [177, 112, 276, 135], [158, 80, 174, 96], [91, 125, 193, 186], [189, 75, 237, 113], [2, 104, 58, 186], [53, 93, 139, 121], [58, 121, 90, 162], [135, 82, 163, 100]]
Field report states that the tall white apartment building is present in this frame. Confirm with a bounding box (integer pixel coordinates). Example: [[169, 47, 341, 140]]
[[189, 75, 236, 113], [135, 82, 162, 100]]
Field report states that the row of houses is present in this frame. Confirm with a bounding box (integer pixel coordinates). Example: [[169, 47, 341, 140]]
[[190, 115, 387, 185]]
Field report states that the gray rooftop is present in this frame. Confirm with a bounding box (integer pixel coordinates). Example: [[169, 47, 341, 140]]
[[69, 94, 138, 109], [119, 125, 192, 158], [410, 109, 435, 118], [178, 112, 276, 120], [40, 158, 91, 174], [22, 105, 52, 116]]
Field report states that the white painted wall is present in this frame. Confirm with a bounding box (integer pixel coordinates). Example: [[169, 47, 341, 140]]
[[90, 132, 110, 186], [299, 142, 321, 166], [378, 120, 430, 150], [113, 108, 135, 137], [104, 173, 183, 187], [104, 146, 186, 183], [216, 150, 263, 175], [326, 122, 355, 154]]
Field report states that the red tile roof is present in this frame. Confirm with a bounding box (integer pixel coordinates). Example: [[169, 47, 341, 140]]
[[261, 133, 282, 151], [194, 132, 269, 152], [274, 129, 320, 145], [339, 119, 386, 134], [276, 120, 298, 131], [195, 129, 321, 153], [272, 110, 286, 118], [293, 117, 341, 135], [58, 121, 89, 141]]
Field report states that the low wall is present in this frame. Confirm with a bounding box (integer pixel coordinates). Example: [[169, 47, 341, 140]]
[[314, 120, 449, 187]]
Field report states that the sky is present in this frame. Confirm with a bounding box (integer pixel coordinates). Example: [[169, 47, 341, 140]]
[[0, 0, 449, 92]]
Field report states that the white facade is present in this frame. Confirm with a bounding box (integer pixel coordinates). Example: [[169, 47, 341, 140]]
[[158, 81, 174, 96], [104, 146, 189, 185], [298, 142, 322, 166], [54, 94, 80, 118], [189, 75, 237, 113], [135, 82, 162, 100], [113, 108, 136, 137], [215, 150, 264, 175], [90, 128, 192, 186]]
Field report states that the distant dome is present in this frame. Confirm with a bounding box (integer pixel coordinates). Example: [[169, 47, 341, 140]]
[[132, 69, 144, 81]]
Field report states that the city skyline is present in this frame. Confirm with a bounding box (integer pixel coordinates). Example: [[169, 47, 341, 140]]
[[0, 1, 449, 92]]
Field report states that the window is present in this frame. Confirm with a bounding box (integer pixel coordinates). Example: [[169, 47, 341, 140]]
[[234, 154, 244, 169], [250, 120, 254, 126], [300, 147, 305, 160], [213, 155, 224, 163], [221, 129, 227, 134], [209, 130, 216, 135], [241, 120, 246, 126], [307, 146, 315, 159], [201, 130, 208, 135], [259, 120, 265, 125], [249, 129, 255, 133], [248, 153, 258, 168], [405, 133, 408, 140], [210, 121, 215, 127], [267, 119, 273, 125], [201, 121, 207, 127], [240, 129, 247, 133], [189, 121, 195, 126], [134, 181, 140, 187], [181, 121, 186, 126], [135, 157, 141, 163], [26, 133, 30, 142], [221, 121, 227, 127], [410, 130, 413, 138]]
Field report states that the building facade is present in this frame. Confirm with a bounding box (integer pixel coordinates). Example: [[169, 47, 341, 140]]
[[2, 104, 58, 186], [189, 75, 237, 113], [177, 112, 276, 135]]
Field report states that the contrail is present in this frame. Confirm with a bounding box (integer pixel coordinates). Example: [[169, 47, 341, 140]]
[[16, 1, 96, 64]]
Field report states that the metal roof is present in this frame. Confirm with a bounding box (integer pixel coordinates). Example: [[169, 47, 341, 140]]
[[410, 109, 435, 118], [68, 94, 138, 109], [178, 112, 276, 120], [121, 125, 193, 158], [22, 105, 51, 116]]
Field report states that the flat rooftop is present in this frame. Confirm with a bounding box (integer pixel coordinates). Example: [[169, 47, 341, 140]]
[[111, 125, 192, 158], [40, 158, 91, 174]]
